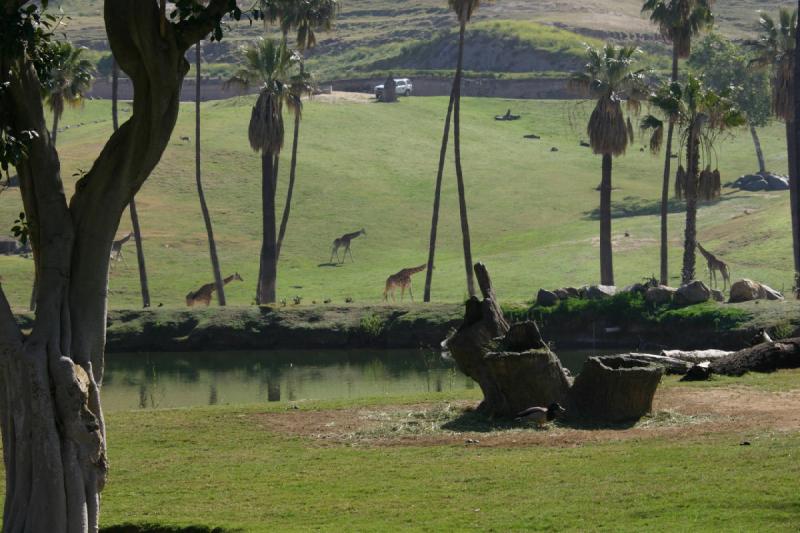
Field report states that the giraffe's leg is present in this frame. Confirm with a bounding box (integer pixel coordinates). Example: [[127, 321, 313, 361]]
[[347, 245, 354, 262], [408, 283, 414, 302], [400, 286, 405, 301]]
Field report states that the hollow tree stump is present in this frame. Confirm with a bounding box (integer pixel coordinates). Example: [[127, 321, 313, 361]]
[[568, 356, 664, 423]]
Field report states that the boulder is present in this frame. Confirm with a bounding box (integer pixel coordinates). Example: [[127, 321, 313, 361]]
[[553, 288, 570, 300], [585, 285, 616, 300], [729, 279, 784, 303], [561, 287, 581, 299], [0, 237, 19, 255], [622, 283, 648, 295], [536, 289, 559, 307], [711, 289, 725, 302], [765, 173, 790, 191], [741, 178, 769, 191], [674, 280, 711, 306], [645, 285, 676, 305]]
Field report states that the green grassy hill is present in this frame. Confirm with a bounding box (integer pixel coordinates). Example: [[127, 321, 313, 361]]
[[0, 95, 793, 309], [53, 0, 794, 80]]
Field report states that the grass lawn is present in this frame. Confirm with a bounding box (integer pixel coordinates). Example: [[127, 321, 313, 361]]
[[32, 371, 790, 531], [0, 95, 794, 311]]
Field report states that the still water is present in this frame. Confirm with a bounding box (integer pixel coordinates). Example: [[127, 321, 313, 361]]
[[101, 349, 608, 412]]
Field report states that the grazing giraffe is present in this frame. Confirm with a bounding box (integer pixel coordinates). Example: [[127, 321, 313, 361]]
[[383, 264, 427, 302], [110, 232, 134, 263], [330, 229, 366, 264], [186, 273, 243, 307], [696, 242, 731, 290]]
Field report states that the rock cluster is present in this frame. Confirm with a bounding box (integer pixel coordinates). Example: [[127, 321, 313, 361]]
[[729, 172, 789, 192]]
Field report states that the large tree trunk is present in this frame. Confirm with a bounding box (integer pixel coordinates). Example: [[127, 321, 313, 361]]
[[116, 57, 152, 309], [750, 124, 766, 175], [682, 121, 701, 284], [51, 110, 60, 146], [453, 18, 476, 298], [194, 42, 226, 305], [659, 48, 679, 285], [258, 151, 278, 304], [277, 109, 301, 260], [787, 120, 800, 289], [1, 2, 230, 528], [423, 83, 456, 302], [600, 153, 614, 286]]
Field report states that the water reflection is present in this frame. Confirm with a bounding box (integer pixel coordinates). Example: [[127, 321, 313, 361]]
[[101, 348, 608, 412]]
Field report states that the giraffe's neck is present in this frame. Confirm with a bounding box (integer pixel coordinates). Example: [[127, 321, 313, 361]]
[[406, 264, 427, 276], [118, 234, 133, 245], [222, 275, 237, 285], [343, 230, 363, 241]]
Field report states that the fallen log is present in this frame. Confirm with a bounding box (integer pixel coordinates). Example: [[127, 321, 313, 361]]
[[711, 338, 800, 376], [661, 349, 733, 363]]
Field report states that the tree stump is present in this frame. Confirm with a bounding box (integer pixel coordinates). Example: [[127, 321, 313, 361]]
[[568, 356, 664, 423], [382, 75, 397, 103], [446, 264, 664, 422]]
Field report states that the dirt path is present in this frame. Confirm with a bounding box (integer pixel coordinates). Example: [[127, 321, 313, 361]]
[[252, 385, 800, 448]]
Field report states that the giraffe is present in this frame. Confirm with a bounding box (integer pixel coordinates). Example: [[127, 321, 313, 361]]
[[696, 242, 731, 290], [330, 228, 366, 264], [186, 273, 244, 307], [383, 264, 427, 302], [110, 232, 134, 263]]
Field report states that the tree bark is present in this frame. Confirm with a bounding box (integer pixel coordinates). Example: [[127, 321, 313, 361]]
[[749, 124, 766, 175], [258, 151, 278, 304], [195, 42, 226, 306], [793, 0, 800, 294], [453, 18, 476, 298], [277, 109, 300, 260], [51, 110, 60, 146], [600, 153, 614, 286], [1, 1, 232, 528], [659, 48, 679, 285], [423, 83, 456, 302], [682, 120, 701, 285], [711, 338, 800, 376]]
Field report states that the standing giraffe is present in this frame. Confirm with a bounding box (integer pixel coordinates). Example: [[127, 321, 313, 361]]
[[186, 273, 244, 306], [383, 264, 427, 302], [330, 229, 366, 264], [110, 232, 134, 263], [696, 242, 731, 290]]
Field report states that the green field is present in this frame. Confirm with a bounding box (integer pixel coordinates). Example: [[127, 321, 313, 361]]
[[28, 372, 793, 531], [0, 95, 794, 310]]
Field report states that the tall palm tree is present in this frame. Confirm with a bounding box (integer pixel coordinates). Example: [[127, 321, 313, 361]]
[[424, 0, 488, 300], [194, 42, 227, 305], [42, 41, 94, 145], [642, 0, 714, 285], [643, 76, 745, 284], [229, 39, 298, 304], [747, 8, 799, 280], [571, 45, 648, 286], [112, 59, 151, 308]]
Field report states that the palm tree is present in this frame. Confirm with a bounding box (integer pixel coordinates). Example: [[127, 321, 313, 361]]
[[643, 76, 745, 284], [424, 0, 487, 300], [747, 8, 799, 280], [642, 0, 714, 285], [229, 39, 298, 304], [42, 41, 94, 145], [194, 42, 227, 305], [112, 59, 151, 308], [571, 45, 648, 286]]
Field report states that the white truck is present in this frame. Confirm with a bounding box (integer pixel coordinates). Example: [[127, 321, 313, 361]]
[[375, 78, 413, 100]]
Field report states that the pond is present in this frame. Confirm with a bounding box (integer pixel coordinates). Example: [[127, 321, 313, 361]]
[[101, 349, 616, 411]]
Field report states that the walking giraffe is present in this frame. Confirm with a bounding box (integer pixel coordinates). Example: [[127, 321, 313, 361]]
[[109, 232, 134, 263], [186, 273, 244, 306], [696, 242, 731, 290], [330, 229, 366, 264], [383, 264, 427, 302]]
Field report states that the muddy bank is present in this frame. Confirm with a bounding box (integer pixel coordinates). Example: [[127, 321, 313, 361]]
[[14, 300, 798, 354]]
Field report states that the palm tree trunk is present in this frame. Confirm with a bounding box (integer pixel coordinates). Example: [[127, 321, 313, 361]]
[[194, 43, 226, 305], [659, 47, 680, 285], [789, 120, 800, 287], [258, 151, 278, 304], [600, 153, 614, 286], [51, 111, 59, 146], [749, 124, 766, 174], [277, 110, 301, 260], [682, 123, 701, 285], [453, 17, 476, 298], [423, 83, 456, 302], [273, 154, 280, 191], [113, 59, 152, 308]]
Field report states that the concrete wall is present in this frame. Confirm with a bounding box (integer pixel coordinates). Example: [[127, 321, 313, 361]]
[[87, 75, 574, 102]]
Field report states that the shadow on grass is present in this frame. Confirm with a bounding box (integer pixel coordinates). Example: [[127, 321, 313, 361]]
[[101, 525, 239, 533], [441, 408, 637, 433], [582, 194, 746, 220], [317, 262, 342, 268]]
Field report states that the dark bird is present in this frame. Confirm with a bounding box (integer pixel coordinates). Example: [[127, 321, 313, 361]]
[[515, 403, 566, 427]]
